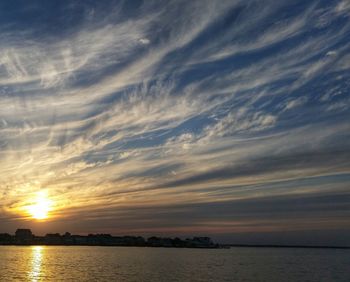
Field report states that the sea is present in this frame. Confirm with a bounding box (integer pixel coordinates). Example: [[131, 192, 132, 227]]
[[0, 246, 349, 281]]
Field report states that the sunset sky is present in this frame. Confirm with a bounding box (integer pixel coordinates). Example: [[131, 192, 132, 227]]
[[0, 0, 349, 245]]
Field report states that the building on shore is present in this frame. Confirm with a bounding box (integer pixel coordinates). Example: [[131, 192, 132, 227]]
[[0, 228, 220, 248], [15, 229, 33, 244]]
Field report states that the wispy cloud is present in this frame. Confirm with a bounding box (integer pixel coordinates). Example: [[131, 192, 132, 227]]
[[0, 0, 349, 241]]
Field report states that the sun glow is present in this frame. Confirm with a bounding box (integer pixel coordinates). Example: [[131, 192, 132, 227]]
[[26, 192, 53, 220]]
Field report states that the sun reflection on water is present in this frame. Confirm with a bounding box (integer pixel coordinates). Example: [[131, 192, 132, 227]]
[[29, 246, 44, 282]]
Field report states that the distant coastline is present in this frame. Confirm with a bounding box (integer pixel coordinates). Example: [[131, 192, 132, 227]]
[[1, 229, 349, 249], [228, 244, 350, 250], [0, 228, 223, 248]]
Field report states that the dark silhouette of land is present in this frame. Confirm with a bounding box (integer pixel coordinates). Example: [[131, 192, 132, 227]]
[[1, 229, 348, 249], [228, 244, 350, 250], [0, 229, 222, 248]]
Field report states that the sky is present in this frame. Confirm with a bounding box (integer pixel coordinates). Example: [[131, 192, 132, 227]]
[[0, 0, 349, 245]]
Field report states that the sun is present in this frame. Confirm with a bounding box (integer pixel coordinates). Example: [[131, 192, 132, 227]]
[[26, 192, 53, 220]]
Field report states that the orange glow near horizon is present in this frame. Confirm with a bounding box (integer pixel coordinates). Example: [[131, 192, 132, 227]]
[[26, 192, 53, 220]]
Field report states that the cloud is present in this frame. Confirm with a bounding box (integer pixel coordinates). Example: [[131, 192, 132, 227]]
[[281, 97, 308, 111], [202, 110, 277, 140], [335, 0, 350, 15], [139, 38, 150, 45], [0, 0, 349, 241]]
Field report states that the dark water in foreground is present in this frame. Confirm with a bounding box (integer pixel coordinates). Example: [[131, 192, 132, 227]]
[[0, 246, 349, 281]]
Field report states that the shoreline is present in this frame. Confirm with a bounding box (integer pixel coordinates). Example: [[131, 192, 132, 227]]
[[0, 243, 349, 249], [228, 244, 350, 250]]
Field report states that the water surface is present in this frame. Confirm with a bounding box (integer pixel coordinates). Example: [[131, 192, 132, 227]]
[[0, 246, 349, 281]]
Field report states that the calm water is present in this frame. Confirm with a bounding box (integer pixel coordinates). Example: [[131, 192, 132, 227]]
[[0, 246, 349, 281]]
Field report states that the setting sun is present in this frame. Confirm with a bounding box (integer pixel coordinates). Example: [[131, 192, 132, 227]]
[[26, 192, 53, 220]]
